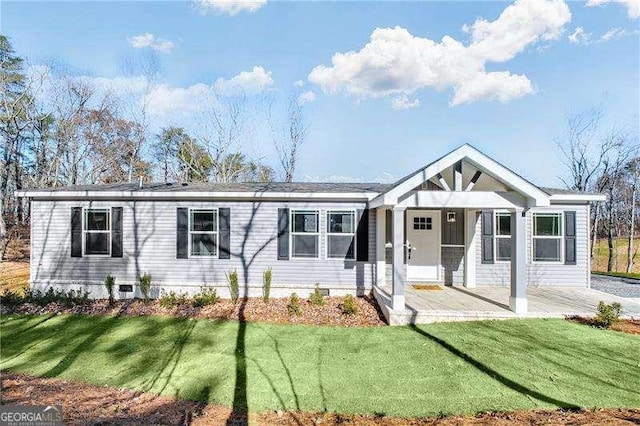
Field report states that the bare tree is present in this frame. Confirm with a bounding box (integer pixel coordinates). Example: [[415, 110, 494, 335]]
[[595, 127, 636, 272], [120, 51, 159, 183], [556, 106, 637, 260], [270, 96, 308, 182], [624, 157, 639, 272]]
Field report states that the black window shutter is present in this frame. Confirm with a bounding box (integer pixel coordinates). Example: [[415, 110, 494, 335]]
[[565, 211, 576, 265], [111, 207, 123, 258], [277, 208, 290, 260], [481, 210, 494, 264], [176, 208, 189, 259], [356, 208, 369, 261], [218, 207, 231, 259], [71, 207, 82, 258]]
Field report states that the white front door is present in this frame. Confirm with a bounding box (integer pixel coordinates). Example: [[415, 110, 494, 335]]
[[406, 210, 441, 282]]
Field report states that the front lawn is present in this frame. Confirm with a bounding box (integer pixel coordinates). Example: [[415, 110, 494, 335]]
[[1, 315, 639, 418]]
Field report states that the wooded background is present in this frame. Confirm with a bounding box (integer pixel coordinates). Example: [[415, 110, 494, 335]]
[[1, 35, 638, 273]]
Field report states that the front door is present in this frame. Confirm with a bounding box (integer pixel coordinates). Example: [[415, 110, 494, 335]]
[[406, 210, 441, 282]]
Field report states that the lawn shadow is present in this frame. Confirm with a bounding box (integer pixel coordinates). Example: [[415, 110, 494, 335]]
[[408, 324, 579, 409]]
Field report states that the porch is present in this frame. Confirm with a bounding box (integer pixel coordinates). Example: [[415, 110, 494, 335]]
[[373, 284, 640, 325]]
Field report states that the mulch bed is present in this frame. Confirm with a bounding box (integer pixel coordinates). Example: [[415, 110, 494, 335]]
[[2, 372, 639, 425], [2, 294, 387, 327], [567, 316, 640, 335]]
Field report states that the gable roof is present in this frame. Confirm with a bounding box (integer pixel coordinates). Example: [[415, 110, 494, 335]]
[[15, 145, 606, 204], [371, 144, 552, 207], [15, 181, 390, 201], [27, 182, 393, 193]]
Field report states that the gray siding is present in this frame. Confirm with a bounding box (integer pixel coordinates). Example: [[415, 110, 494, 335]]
[[475, 205, 590, 287], [441, 209, 465, 245], [442, 246, 464, 285], [30, 199, 375, 298]]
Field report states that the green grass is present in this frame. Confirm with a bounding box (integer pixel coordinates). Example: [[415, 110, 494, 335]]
[[592, 271, 640, 280], [1, 315, 639, 417]]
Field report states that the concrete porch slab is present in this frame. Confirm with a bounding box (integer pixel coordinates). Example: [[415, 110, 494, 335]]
[[373, 284, 640, 325]]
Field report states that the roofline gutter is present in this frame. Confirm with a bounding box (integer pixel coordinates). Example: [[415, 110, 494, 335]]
[[549, 194, 607, 202], [14, 190, 381, 202]]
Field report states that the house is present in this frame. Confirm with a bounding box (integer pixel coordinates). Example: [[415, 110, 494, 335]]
[[16, 144, 605, 321]]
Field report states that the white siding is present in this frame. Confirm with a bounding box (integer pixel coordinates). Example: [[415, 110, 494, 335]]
[[30, 199, 375, 298], [475, 205, 590, 287]]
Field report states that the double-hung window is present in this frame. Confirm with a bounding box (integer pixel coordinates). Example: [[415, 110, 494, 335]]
[[495, 212, 511, 261], [84, 209, 111, 255], [190, 209, 218, 256], [327, 210, 355, 259], [291, 210, 319, 258], [533, 213, 563, 262]]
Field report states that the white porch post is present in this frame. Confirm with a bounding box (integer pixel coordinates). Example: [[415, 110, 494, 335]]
[[391, 206, 406, 310], [510, 209, 527, 313], [464, 209, 478, 288], [375, 207, 387, 288]]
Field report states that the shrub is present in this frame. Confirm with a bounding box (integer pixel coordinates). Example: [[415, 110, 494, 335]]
[[17, 287, 90, 307], [287, 292, 302, 316], [262, 268, 272, 303], [0, 290, 25, 307], [105, 275, 115, 305], [226, 270, 239, 305], [139, 272, 152, 302], [159, 290, 188, 309], [309, 284, 325, 306], [192, 287, 220, 307], [595, 301, 622, 328], [341, 294, 357, 315]]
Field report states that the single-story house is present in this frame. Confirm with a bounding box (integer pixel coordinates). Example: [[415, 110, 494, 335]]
[[16, 144, 605, 317]]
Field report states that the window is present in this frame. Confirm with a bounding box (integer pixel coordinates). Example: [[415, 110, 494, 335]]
[[446, 212, 456, 223], [327, 210, 355, 259], [533, 213, 562, 262], [84, 209, 110, 255], [291, 210, 319, 258], [190, 209, 218, 256], [413, 216, 432, 230], [495, 212, 511, 261]]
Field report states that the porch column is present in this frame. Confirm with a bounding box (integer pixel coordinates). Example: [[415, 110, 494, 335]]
[[391, 206, 406, 311], [510, 209, 527, 314], [375, 207, 387, 287], [464, 209, 478, 288]]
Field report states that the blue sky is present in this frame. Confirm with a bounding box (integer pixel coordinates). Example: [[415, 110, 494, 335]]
[[2, 0, 638, 186]]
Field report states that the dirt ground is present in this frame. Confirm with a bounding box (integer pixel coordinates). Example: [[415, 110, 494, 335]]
[[0, 261, 29, 294], [567, 316, 640, 335], [3, 293, 387, 327], [2, 372, 639, 425]]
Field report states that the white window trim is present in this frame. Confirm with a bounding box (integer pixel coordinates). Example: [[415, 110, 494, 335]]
[[325, 209, 356, 260], [189, 208, 219, 258], [290, 209, 320, 259], [83, 208, 111, 257], [531, 212, 564, 263], [494, 211, 511, 263]]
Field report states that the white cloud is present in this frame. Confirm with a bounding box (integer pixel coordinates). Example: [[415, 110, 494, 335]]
[[297, 90, 316, 105], [586, 0, 639, 19], [145, 66, 273, 117], [301, 174, 361, 183], [568, 27, 592, 44], [391, 95, 420, 110], [195, 0, 266, 16], [308, 0, 570, 107], [374, 172, 396, 184], [293, 79, 305, 88], [128, 33, 175, 53], [598, 27, 636, 41], [212, 66, 273, 94]]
